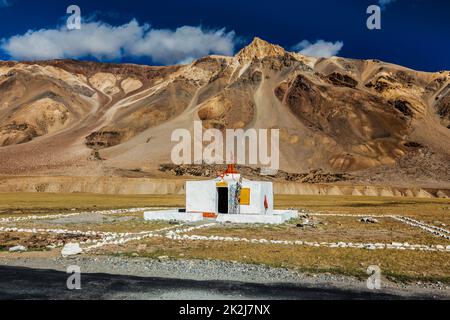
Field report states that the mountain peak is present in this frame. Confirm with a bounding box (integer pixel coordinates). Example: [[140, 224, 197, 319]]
[[249, 37, 274, 47], [236, 37, 286, 62]]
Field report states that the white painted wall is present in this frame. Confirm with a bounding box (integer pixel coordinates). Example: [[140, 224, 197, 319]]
[[239, 181, 273, 215], [186, 179, 274, 215], [261, 182, 274, 214], [240, 181, 260, 214], [186, 180, 217, 213]]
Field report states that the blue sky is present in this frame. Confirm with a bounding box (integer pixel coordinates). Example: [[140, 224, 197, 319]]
[[0, 0, 449, 71]]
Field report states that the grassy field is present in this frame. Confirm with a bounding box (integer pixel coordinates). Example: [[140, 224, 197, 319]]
[[105, 237, 450, 284], [0, 192, 449, 283], [0, 193, 184, 214], [276, 195, 450, 222], [12, 218, 173, 234], [1, 192, 449, 216], [188, 216, 449, 245]]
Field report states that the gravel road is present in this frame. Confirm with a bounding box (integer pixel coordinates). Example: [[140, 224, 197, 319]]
[[0, 256, 448, 300]]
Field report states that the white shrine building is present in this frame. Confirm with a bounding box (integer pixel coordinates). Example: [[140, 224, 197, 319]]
[[144, 165, 298, 224]]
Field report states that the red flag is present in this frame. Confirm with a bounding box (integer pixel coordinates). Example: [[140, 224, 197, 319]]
[[264, 195, 269, 210]]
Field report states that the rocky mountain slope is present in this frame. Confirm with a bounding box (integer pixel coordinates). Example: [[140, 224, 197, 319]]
[[0, 38, 449, 189]]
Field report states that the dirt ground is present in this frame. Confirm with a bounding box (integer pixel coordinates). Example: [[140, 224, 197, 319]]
[[0, 193, 449, 285]]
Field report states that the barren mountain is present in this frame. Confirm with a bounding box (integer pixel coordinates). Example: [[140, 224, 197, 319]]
[[0, 38, 449, 191]]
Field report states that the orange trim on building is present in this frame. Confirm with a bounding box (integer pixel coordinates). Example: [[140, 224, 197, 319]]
[[203, 212, 218, 218], [224, 164, 238, 174]]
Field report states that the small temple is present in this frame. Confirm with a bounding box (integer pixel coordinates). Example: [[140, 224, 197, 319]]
[[144, 165, 297, 224]]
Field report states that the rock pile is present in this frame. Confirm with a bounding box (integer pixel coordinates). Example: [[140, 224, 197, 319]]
[[360, 217, 379, 224]]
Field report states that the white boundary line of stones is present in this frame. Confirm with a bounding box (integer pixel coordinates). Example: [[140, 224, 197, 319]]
[[0, 222, 189, 252], [0, 226, 128, 248], [308, 213, 450, 241], [0, 226, 121, 238], [0, 208, 175, 251], [391, 216, 450, 239], [1, 209, 450, 253], [0, 207, 159, 223], [84, 223, 220, 252], [166, 234, 450, 252], [82, 224, 190, 252], [309, 213, 387, 217], [158, 215, 450, 252], [166, 223, 218, 236]]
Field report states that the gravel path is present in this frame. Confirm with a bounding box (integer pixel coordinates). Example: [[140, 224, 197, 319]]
[[0, 256, 448, 300]]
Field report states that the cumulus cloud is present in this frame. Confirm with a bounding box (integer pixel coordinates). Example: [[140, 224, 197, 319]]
[[292, 40, 344, 58], [2, 20, 143, 61], [128, 26, 236, 65], [0, 19, 237, 64]]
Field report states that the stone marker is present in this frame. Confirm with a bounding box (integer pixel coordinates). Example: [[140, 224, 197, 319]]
[[9, 245, 27, 252], [61, 243, 83, 257]]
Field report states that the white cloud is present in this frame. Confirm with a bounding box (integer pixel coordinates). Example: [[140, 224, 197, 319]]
[[0, 19, 237, 65], [292, 40, 344, 58], [128, 26, 236, 65], [2, 20, 144, 61]]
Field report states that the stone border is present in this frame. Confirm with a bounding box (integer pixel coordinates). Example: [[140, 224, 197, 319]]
[[83, 224, 189, 252], [308, 212, 450, 241], [0, 207, 160, 223], [166, 233, 450, 252], [0, 208, 179, 252], [1, 209, 450, 254], [160, 213, 450, 252], [391, 216, 450, 240]]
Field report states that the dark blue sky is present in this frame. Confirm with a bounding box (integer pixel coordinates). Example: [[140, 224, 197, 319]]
[[0, 0, 449, 71]]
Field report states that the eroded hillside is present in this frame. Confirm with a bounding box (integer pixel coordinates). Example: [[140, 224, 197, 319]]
[[0, 38, 449, 189]]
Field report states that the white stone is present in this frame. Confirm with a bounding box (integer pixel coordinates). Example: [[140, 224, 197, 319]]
[[61, 243, 83, 257], [9, 245, 27, 252]]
